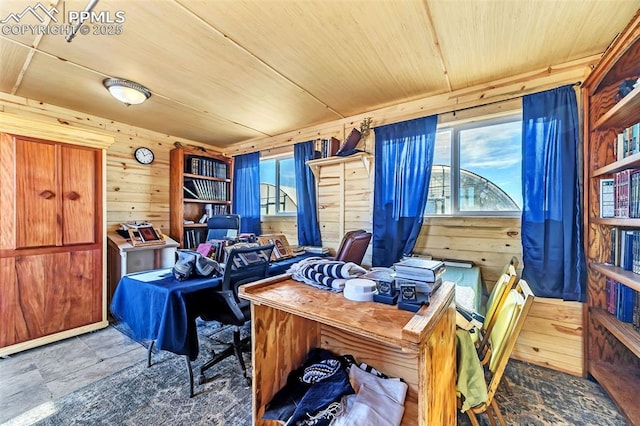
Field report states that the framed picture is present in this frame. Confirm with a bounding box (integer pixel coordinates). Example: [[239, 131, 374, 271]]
[[138, 226, 162, 242], [257, 234, 294, 260]]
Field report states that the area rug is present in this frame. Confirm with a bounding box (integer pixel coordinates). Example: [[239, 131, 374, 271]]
[[32, 322, 253, 426], [22, 320, 626, 426], [457, 359, 627, 426]]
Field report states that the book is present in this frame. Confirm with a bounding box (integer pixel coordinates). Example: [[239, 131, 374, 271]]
[[395, 277, 442, 294], [456, 304, 485, 330], [600, 178, 615, 218], [442, 259, 474, 268], [394, 258, 445, 282]]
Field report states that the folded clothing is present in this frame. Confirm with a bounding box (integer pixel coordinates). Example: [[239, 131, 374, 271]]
[[262, 348, 354, 426], [289, 258, 366, 291], [330, 364, 408, 426]]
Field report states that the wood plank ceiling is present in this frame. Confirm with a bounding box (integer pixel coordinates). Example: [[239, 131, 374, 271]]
[[1, 0, 638, 147]]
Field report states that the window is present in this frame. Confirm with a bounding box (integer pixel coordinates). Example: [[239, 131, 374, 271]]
[[426, 114, 522, 216], [260, 156, 297, 215]]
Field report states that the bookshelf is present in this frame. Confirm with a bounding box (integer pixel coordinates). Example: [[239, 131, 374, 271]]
[[170, 146, 233, 249], [583, 11, 640, 425]]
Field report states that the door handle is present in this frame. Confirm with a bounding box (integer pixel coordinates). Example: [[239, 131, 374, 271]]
[[39, 190, 55, 199], [67, 191, 80, 200]]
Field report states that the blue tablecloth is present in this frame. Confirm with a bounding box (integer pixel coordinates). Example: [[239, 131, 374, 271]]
[[110, 269, 222, 360], [110, 253, 321, 360], [442, 266, 483, 312]]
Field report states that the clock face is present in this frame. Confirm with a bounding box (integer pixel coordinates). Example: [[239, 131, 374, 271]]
[[134, 147, 154, 165]]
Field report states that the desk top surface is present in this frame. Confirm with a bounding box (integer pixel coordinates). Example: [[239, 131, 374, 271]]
[[240, 275, 454, 349], [107, 232, 179, 252]]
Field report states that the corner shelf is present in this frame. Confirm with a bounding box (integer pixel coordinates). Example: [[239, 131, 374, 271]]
[[306, 152, 373, 179]]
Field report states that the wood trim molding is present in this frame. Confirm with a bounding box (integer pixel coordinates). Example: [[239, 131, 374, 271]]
[[225, 55, 599, 156], [0, 112, 114, 149]]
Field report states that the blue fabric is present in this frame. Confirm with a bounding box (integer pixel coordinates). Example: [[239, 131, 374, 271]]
[[262, 348, 354, 425], [294, 141, 322, 246], [110, 269, 222, 360], [110, 257, 323, 360], [521, 85, 586, 301], [232, 152, 261, 235], [372, 115, 438, 266]]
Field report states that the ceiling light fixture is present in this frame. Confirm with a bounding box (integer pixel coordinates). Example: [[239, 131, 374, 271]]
[[103, 78, 151, 106]]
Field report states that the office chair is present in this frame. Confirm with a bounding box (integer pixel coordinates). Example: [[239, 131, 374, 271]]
[[334, 229, 372, 265], [198, 244, 274, 386], [206, 214, 241, 240]]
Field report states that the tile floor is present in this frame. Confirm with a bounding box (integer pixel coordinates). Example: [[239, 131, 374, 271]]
[[0, 327, 146, 425]]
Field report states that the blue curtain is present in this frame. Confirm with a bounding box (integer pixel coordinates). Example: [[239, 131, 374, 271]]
[[232, 152, 261, 235], [294, 141, 322, 246], [372, 115, 438, 267], [521, 85, 586, 301]]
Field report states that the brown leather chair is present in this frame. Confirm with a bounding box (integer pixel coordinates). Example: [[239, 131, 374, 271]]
[[334, 229, 372, 265]]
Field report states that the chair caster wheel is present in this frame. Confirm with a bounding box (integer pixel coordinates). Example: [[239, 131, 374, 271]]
[[198, 374, 206, 385]]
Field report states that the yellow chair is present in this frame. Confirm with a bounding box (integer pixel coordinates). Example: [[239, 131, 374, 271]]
[[462, 279, 535, 426], [476, 257, 519, 357]]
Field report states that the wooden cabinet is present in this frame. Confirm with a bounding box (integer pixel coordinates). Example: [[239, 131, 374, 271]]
[[583, 11, 640, 424], [13, 137, 98, 248], [240, 276, 457, 426], [169, 146, 233, 249], [106, 232, 179, 308], [0, 114, 113, 357]]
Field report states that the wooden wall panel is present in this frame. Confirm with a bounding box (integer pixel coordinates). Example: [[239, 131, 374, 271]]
[[0, 96, 223, 236], [511, 298, 584, 376]]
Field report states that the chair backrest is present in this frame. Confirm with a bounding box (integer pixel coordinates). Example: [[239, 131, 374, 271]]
[[485, 279, 534, 402], [481, 273, 518, 339], [206, 214, 240, 240], [500, 256, 519, 277], [222, 244, 274, 295], [334, 229, 372, 265]]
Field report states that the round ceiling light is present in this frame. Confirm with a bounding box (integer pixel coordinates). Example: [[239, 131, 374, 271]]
[[103, 78, 151, 106]]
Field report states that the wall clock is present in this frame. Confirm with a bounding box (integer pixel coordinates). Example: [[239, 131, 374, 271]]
[[134, 147, 154, 165]]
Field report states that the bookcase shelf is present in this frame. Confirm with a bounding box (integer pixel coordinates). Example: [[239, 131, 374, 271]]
[[594, 85, 640, 131], [184, 172, 231, 182], [584, 12, 640, 425], [184, 198, 231, 204], [591, 217, 640, 227], [592, 152, 640, 177], [591, 263, 640, 293], [589, 360, 640, 423], [591, 307, 640, 358], [170, 146, 233, 249]]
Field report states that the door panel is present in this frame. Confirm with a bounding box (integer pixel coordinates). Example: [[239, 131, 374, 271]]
[[61, 146, 96, 245], [15, 139, 58, 248], [1, 250, 100, 345]]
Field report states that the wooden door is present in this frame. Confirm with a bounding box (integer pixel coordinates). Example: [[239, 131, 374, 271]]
[[61, 145, 97, 245], [14, 138, 59, 248]]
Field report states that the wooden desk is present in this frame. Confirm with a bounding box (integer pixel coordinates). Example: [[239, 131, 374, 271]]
[[240, 276, 457, 426], [106, 232, 179, 308]]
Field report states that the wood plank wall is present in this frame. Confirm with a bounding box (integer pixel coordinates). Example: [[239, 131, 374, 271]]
[[0, 55, 591, 376], [0, 93, 222, 235]]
